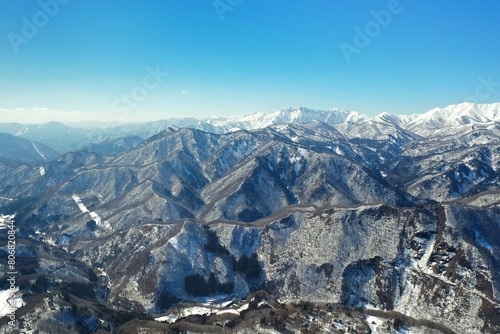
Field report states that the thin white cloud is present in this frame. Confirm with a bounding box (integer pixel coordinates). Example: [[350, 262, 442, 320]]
[[0, 108, 104, 124], [0, 107, 183, 125], [181, 91, 188, 95]]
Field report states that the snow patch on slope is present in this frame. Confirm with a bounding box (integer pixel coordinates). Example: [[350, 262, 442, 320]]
[[71, 195, 110, 231], [0, 214, 15, 229], [0, 288, 24, 318], [31, 141, 46, 161]]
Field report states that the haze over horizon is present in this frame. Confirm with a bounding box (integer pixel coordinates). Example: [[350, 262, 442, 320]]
[[1, 102, 500, 127], [1, 1, 499, 124]]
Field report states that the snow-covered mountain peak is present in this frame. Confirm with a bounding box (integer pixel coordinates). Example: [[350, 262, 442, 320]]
[[372, 112, 418, 127], [442, 102, 500, 113], [268, 106, 367, 124], [216, 107, 368, 131], [453, 102, 500, 119], [240, 111, 266, 118], [405, 103, 500, 136], [373, 112, 399, 124], [422, 102, 500, 121]]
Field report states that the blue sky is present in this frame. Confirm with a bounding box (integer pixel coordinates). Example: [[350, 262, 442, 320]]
[[0, 0, 499, 123]]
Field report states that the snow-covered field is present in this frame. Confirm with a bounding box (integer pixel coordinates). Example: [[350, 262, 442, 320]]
[[71, 195, 111, 230], [366, 315, 384, 334], [155, 301, 250, 324], [155, 306, 213, 324], [0, 214, 15, 229], [154, 314, 179, 323], [0, 288, 24, 318]]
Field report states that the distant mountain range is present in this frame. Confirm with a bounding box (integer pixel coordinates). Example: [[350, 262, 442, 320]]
[[0, 132, 59, 165], [1, 103, 499, 156]]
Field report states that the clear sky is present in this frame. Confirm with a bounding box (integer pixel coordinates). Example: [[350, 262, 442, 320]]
[[0, 0, 499, 123]]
